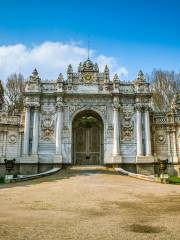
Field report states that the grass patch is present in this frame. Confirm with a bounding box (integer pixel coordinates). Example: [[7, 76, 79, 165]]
[[168, 176, 180, 184]]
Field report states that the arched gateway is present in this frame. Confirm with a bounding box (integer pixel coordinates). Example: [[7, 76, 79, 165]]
[[72, 110, 104, 165]]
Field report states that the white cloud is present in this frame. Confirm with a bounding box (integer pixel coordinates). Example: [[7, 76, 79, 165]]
[[0, 41, 128, 81]]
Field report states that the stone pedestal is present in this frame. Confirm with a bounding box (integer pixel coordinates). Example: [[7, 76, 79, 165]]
[[20, 155, 39, 164], [53, 154, 63, 164], [136, 164, 155, 175], [136, 155, 154, 163], [31, 154, 39, 162], [112, 155, 122, 163], [19, 164, 38, 175]]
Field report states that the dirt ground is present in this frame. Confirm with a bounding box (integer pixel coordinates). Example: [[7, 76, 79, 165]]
[[0, 166, 180, 240]]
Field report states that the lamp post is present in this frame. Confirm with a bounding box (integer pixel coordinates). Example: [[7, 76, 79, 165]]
[[4, 158, 16, 183]]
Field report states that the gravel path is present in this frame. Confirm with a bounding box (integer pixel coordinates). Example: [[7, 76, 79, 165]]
[[0, 166, 180, 240]]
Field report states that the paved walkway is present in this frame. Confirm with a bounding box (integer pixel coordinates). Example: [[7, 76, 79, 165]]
[[0, 166, 180, 240]]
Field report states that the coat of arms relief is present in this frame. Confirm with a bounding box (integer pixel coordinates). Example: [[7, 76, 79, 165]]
[[121, 112, 134, 141], [41, 111, 55, 141]]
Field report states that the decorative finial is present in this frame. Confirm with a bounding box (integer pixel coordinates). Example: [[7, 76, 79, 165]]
[[30, 68, 40, 83], [137, 70, 145, 82], [78, 62, 82, 72], [104, 65, 109, 73], [104, 65, 109, 83], [67, 64, 73, 74], [94, 63, 99, 72], [32, 68, 39, 76], [57, 73, 64, 82], [113, 74, 120, 82]]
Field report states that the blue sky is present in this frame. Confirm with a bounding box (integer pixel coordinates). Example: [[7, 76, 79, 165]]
[[0, 0, 179, 80]]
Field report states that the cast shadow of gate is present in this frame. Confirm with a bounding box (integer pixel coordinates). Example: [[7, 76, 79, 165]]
[[0, 166, 121, 189]]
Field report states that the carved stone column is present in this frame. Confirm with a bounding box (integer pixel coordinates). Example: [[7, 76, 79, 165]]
[[167, 129, 172, 161], [144, 109, 152, 156], [3, 130, 7, 157], [23, 106, 30, 155], [172, 129, 178, 163], [166, 112, 178, 163], [136, 107, 143, 156], [54, 103, 63, 163], [32, 107, 39, 155], [112, 97, 122, 163], [113, 107, 120, 156], [56, 106, 63, 155]]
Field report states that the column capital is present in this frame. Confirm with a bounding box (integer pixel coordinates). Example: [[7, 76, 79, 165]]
[[144, 106, 152, 112], [113, 106, 119, 111], [34, 106, 40, 111], [56, 105, 64, 112], [135, 104, 142, 111], [24, 105, 31, 111]]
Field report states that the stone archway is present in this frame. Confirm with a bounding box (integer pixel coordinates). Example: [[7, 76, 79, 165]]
[[72, 110, 104, 165]]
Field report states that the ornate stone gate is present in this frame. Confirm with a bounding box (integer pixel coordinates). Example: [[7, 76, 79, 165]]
[[0, 58, 179, 176]]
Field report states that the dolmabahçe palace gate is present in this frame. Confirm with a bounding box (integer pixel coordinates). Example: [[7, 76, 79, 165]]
[[0, 58, 179, 176]]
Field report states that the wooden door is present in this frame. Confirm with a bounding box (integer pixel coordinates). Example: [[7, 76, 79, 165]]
[[74, 120, 101, 165]]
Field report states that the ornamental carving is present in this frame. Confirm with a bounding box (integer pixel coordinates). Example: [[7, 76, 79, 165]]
[[56, 96, 64, 110], [121, 112, 134, 141], [41, 112, 55, 141], [62, 126, 69, 138], [25, 96, 40, 108], [69, 104, 107, 118], [113, 96, 120, 110], [156, 132, 166, 144], [8, 134, 17, 144], [107, 125, 113, 138]]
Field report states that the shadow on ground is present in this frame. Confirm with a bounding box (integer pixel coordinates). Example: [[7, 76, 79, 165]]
[[0, 166, 123, 189]]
